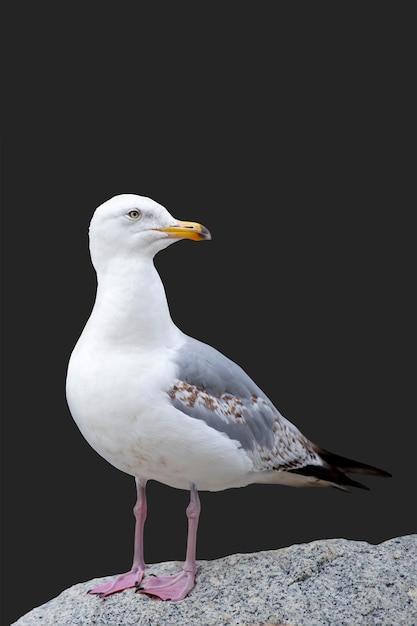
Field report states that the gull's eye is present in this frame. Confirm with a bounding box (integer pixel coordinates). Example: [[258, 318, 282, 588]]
[[128, 209, 141, 220]]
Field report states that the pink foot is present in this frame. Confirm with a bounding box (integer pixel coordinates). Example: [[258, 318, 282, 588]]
[[139, 570, 196, 601], [89, 568, 145, 597]]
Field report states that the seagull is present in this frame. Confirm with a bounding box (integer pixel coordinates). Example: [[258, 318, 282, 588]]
[[66, 193, 391, 602]]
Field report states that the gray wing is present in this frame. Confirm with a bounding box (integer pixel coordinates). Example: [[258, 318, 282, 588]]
[[169, 336, 319, 471]]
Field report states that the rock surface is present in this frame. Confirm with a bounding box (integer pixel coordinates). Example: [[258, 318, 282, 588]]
[[12, 535, 417, 626]]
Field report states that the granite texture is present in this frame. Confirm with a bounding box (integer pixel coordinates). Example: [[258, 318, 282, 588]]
[[12, 535, 417, 626]]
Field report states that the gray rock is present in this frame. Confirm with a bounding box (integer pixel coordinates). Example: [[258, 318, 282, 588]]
[[12, 535, 417, 626]]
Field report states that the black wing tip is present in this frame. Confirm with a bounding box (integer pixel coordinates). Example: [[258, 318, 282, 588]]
[[288, 443, 393, 491], [288, 465, 371, 491], [315, 446, 392, 479]]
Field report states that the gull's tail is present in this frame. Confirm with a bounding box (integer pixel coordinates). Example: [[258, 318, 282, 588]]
[[287, 446, 392, 492]]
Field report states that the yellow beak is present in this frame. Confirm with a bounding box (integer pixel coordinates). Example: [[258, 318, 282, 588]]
[[157, 220, 211, 241]]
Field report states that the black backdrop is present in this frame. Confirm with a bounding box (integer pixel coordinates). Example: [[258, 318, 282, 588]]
[[2, 2, 416, 624]]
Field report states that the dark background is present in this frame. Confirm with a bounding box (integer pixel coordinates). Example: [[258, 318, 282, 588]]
[[2, 2, 416, 625]]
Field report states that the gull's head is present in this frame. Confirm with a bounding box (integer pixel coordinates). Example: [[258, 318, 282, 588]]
[[89, 194, 211, 272]]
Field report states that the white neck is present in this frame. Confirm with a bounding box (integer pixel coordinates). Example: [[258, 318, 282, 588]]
[[83, 256, 181, 350]]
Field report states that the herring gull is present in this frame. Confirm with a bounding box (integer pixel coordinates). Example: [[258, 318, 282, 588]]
[[65, 193, 391, 601]]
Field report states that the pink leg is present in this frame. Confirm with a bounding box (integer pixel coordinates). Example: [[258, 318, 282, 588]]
[[89, 478, 147, 597], [139, 483, 200, 601]]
